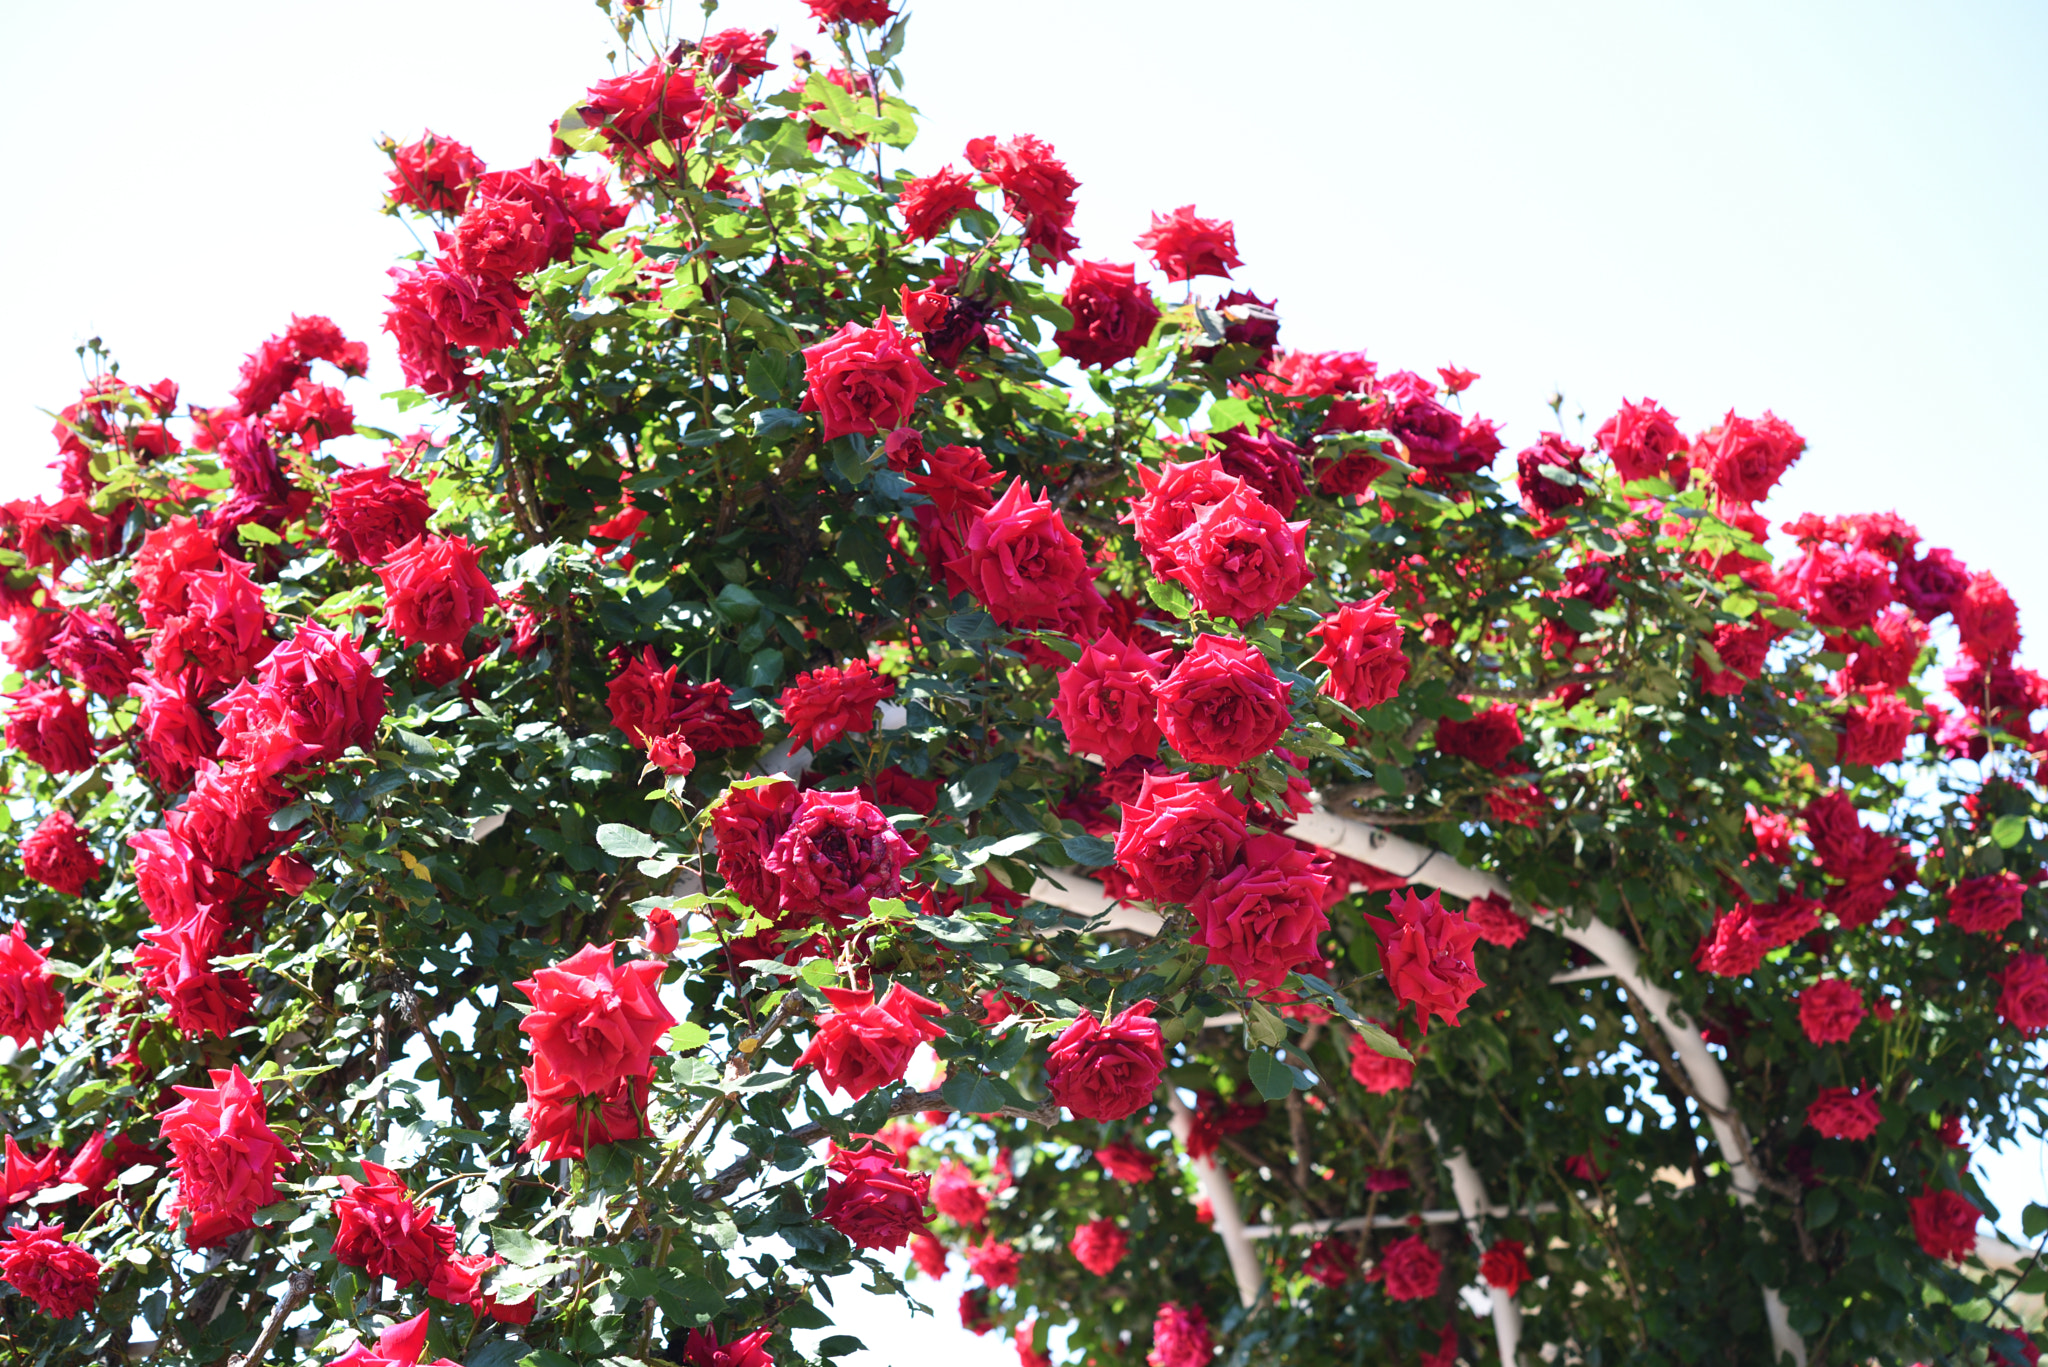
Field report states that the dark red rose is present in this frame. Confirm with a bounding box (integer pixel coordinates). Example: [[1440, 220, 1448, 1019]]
[[795, 984, 946, 1100], [1209, 427, 1305, 515], [5, 685, 93, 775], [1161, 483, 1311, 625], [1807, 1086, 1881, 1140], [388, 131, 483, 214], [800, 314, 942, 442], [1379, 1233, 1442, 1301], [331, 1160, 458, 1288], [1054, 261, 1160, 369], [1840, 690, 1915, 766], [19, 812, 102, 898], [1046, 999, 1165, 1121], [1999, 953, 2048, 1033], [45, 610, 140, 697], [1366, 888, 1485, 1033], [950, 479, 1100, 634], [1464, 893, 1529, 947], [1792, 544, 1892, 632], [1188, 835, 1330, 997], [1909, 1185, 1979, 1262], [1434, 702, 1523, 771], [1053, 631, 1166, 767], [1698, 410, 1804, 504], [1798, 978, 1865, 1045], [1516, 432, 1588, 516], [763, 789, 914, 926], [779, 660, 895, 751], [1133, 204, 1240, 282], [1308, 591, 1409, 711], [474, 160, 626, 263], [1154, 634, 1292, 767], [255, 623, 387, 762], [963, 134, 1079, 265], [1946, 872, 2026, 937], [326, 464, 432, 566], [1112, 771, 1247, 904], [377, 535, 499, 648], [168, 761, 286, 871], [130, 677, 219, 794], [898, 166, 979, 241], [713, 778, 800, 916], [268, 854, 317, 898], [1894, 546, 1969, 622], [0, 1223, 99, 1318], [818, 1142, 931, 1252]]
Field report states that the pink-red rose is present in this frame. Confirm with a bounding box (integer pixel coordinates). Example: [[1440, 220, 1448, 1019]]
[[1947, 872, 2026, 937], [1069, 1218, 1127, 1276], [1154, 634, 1292, 767], [331, 1160, 458, 1288], [378, 535, 499, 648], [1055, 261, 1160, 369], [326, 464, 432, 566], [794, 984, 947, 1100], [1045, 999, 1165, 1120], [800, 314, 942, 442], [1111, 771, 1247, 904], [949, 479, 1100, 634], [1052, 632, 1166, 766], [779, 660, 894, 751], [1308, 591, 1408, 711], [1160, 483, 1311, 624], [514, 943, 675, 1096], [1189, 834, 1331, 997], [1134, 205, 1241, 282], [1798, 978, 1866, 1045], [1365, 889, 1485, 1033], [19, 812, 101, 898]]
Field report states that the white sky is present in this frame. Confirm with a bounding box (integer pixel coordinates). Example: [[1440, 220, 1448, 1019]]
[[5, 0, 2045, 1357]]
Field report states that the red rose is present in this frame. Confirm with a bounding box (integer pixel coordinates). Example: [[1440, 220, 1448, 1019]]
[[1839, 689, 1915, 766], [2, 606, 59, 674], [640, 907, 680, 957], [607, 647, 679, 746], [1112, 771, 1247, 904], [1366, 889, 1485, 1033], [1515, 432, 1588, 516], [1695, 618, 1775, 696], [1301, 1236, 1353, 1288], [159, 1066, 294, 1245], [1347, 1027, 1414, 1094], [1052, 632, 1166, 766], [799, 314, 942, 442], [0, 1224, 99, 1319], [1308, 591, 1409, 712], [383, 264, 486, 397], [475, 160, 627, 263], [1189, 834, 1331, 997], [395, 256, 528, 354], [1804, 792, 1905, 886], [1792, 545, 1892, 632], [256, 623, 387, 762], [514, 943, 675, 1095], [1147, 1303, 1211, 1367], [1046, 999, 1165, 1121], [1154, 634, 1292, 767], [699, 29, 776, 97], [378, 535, 499, 648], [1480, 1238, 1531, 1296], [966, 1236, 1020, 1288], [269, 854, 318, 898], [779, 660, 895, 751], [1946, 872, 2026, 937], [427, 1252, 535, 1325], [932, 1159, 989, 1227], [518, 1060, 650, 1162], [1998, 953, 2048, 1033], [331, 1160, 458, 1288], [910, 1231, 948, 1278], [816, 1141, 930, 1251], [804, 0, 897, 26], [148, 558, 273, 694], [1161, 483, 1311, 624], [949, 479, 1101, 634], [1095, 1143, 1157, 1183], [1895, 546, 1969, 622], [1054, 261, 1160, 369], [1134, 204, 1240, 282], [45, 610, 140, 697], [1209, 428, 1306, 515], [19, 812, 102, 897], [1954, 570, 2021, 662], [134, 515, 222, 627], [713, 778, 801, 916], [793, 984, 947, 1100], [282, 314, 369, 376], [326, 464, 433, 566], [1464, 893, 1529, 948], [1698, 410, 1804, 505], [5, 685, 93, 776], [905, 443, 999, 593], [0, 928, 62, 1051], [1807, 1086, 1882, 1140], [453, 196, 549, 282], [1843, 608, 1927, 692], [1594, 398, 1687, 484], [1124, 458, 1243, 579], [581, 59, 707, 165], [1798, 978, 1866, 1045], [899, 285, 950, 334], [898, 166, 979, 241], [963, 135, 1079, 265], [136, 915, 256, 1042], [1068, 1218, 1127, 1276], [1434, 702, 1523, 772], [1379, 1233, 1442, 1302], [168, 761, 286, 870], [681, 1329, 775, 1367], [764, 789, 914, 926], [388, 131, 483, 214], [1909, 1185, 1980, 1262]]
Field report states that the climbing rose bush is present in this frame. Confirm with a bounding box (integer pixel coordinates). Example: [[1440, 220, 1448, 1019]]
[[0, 4, 2042, 1366]]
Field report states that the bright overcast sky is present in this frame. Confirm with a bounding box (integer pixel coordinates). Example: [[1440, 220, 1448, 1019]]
[[5, 0, 2046, 1358]]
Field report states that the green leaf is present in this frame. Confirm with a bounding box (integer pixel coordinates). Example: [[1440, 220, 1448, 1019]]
[[1242, 999, 1288, 1048], [1144, 577, 1192, 618], [493, 1227, 554, 1268], [1352, 1018, 1412, 1062], [819, 1337, 866, 1359], [943, 760, 1007, 816], [1060, 833, 1115, 868], [668, 1021, 712, 1052], [944, 610, 1006, 645], [799, 958, 839, 988], [941, 1069, 1019, 1115], [1805, 1186, 1839, 1229], [1247, 1049, 1298, 1101], [2024, 1202, 2048, 1240], [1993, 814, 2029, 849], [596, 824, 659, 859]]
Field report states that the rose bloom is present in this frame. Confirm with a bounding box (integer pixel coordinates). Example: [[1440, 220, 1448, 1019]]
[[1910, 1185, 1981, 1263], [159, 1066, 295, 1247], [0, 927, 64, 1050], [428, 1252, 535, 1326], [518, 1060, 650, 1162], [963, 134, 1080, 265], [1464, 893, 1529, 948], [1807, 1086, 1882, 1140], [799, 314, 941, 442], [931, 1159, 989, 1227], [1435, 702, 1523, 771], [966, 1236, 1020, 1289], [1207, 427, 1304, 515], [1134, 204, 1241, 282], [269, 854, 318, 898], [1842, 608, 1928, 692], [681, 1329, 775, 1367], [1299, 1236, 1353, 1288], [1189, 834, 1331, 998], [394, 255, 528, 354], [1791, 544, 1893, 633], [331, 1160, 458, 1288], [388, 130, 483, 214], [1147, 1303, 1211, 1367], [1595, 398, 1687, 484], [150, 560, 274, 698], [1516, 432, 1587, 517], [1896, 545, 1970, 622], [1953, 570, 2021, 661], [817, 1142, 931, 1252], [1696, 618, 1774, 696], [1804, 791, 1905, 886], [5, 685, 94, 776], [897, 166, 978, 241], [1125, 458, 1245, 579], [1112, 771, 1247, 904], [1366, 889, 1485, 1032], [1095, 1143, 1157, 1183], [1160, 483, 1312, 624], [1347, 1027, 1414, 1094], [910, 1231, 948, 1278], [1052, 632, 1167, 766], [453, 196, 549, 282], [641, 907, 680, 956], [1379, 1233, 1442, 1302], [1998, 953, 2048, 1033], [778, 660, 895, 751], [377, 534, 499, 649], [949, 479, 1099, 634], [1046, 999, 1166, 1121], [713, 778, 800, 915], [793, 984, 947, 1100], [326, 464, 432, 566], [1069, 1218, 1127, 1276], [1308, 591, 1409, 712], [1839, 689, 1916, 767], [19, 811, 102, 897], [1155, 634, 1292, 767], [256, 623, 387, 762], [475, 159, 625, 264], [46, 609, 140, 697], [1947, 872, 2026, 937], [1480, 1238, 1531, 1296], [167, 760, 286, 871], [1055, 261, 1161, 369], [764, 789, 914, 926], [515, 942, 675, 1095], [1798, 978, 1866, 1045], [1697, 410, 1805, 504], [0, 1224, 99, 1319]]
